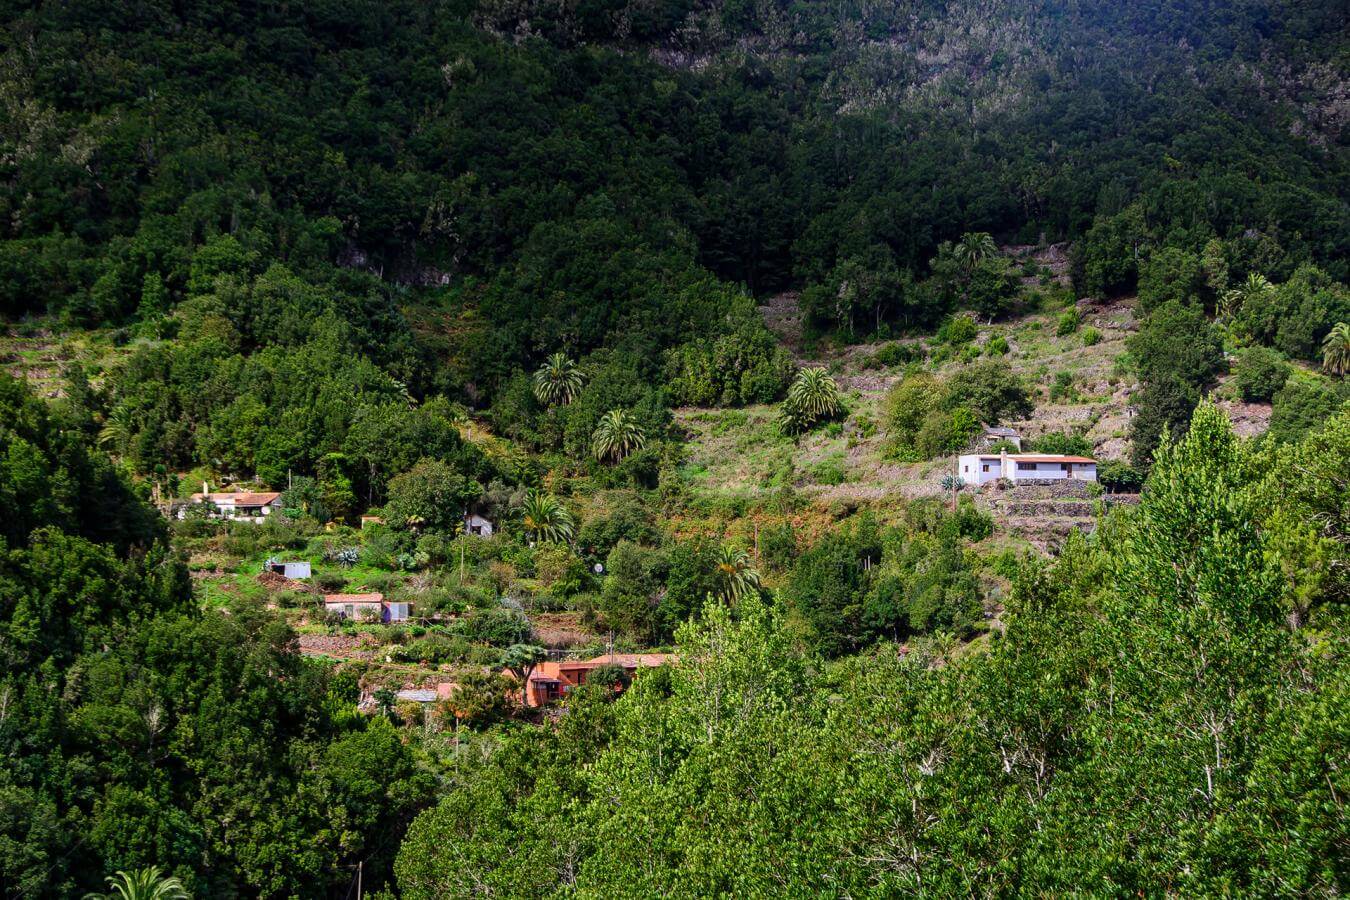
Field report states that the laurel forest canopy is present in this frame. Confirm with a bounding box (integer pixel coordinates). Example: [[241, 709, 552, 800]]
[[0, 0, 1347, 895]]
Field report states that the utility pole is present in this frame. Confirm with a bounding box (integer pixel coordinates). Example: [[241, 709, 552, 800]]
[[356, 860, 362, 899]]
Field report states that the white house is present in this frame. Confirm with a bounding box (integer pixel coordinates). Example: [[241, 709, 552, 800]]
[[181, 487, 283, 523], [323, 592, 412, 623], [465, 513, 495, 537], [957, 452, 1097, 485]]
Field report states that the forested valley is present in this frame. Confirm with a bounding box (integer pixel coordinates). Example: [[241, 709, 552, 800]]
[[1, 0, 1348, 895]]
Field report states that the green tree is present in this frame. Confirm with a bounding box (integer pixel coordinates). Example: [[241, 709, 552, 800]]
[[1129, 300, 1226, 464], [1233, 346, 1290, 401], [591, 409, 647, 463], [1322, 322, 1350, 376], [499, 643, 549, 706], [385, 458, 482, 532], [713, 545, 762, 605], [83, 867, 189, 900], [532, 352, 585, 406], [952, 232, 997, 271], [1138, 247, 1204, 312], [942, 360, 1033, 424], [779, 367, 842, 434], [520, 490, 575, 543]]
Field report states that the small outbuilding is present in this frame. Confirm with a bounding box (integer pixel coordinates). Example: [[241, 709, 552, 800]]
[[266, 559, 311, 580], [464, 513, 495, 537]]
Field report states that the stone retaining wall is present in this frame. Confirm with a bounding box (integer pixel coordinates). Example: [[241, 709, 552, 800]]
[[985, 480, 1097, 500]]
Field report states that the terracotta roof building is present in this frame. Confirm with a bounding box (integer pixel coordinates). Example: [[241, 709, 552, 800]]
[[518, 652, 676, 707]]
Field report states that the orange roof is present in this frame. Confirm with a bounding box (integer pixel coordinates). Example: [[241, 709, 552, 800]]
[[973, 454, 1095, 463], [584, 653, 677, 668], [192, 491, 282, 505], [523, 654, 676, 684], [323, 593, 384, 604]]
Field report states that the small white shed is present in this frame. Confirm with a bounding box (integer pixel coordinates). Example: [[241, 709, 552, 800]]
[[267, 560, 311, 579], [465, 513, 495, 537]]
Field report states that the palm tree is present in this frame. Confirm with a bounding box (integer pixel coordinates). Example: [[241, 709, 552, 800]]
[[84, 867, 188, 900], [1323, 322, 1350, 376], [591, 409, 646, 463], [714, 545, 761, 604], [532, 353, 584, 406], [779, 367, 842, 434], [951, 232, 997, 272], [520, 490, 574, 543], [500, 643, 549, 706], [97, 405, 135, 457], [1219, 272, 1272, 323]]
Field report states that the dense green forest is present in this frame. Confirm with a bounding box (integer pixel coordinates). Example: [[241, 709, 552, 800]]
[[1, 0, 1348, 895]]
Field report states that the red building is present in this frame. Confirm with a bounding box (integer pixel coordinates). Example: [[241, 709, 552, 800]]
[[521, 653, 675, 707]]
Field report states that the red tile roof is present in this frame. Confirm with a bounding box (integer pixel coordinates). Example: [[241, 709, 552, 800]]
[[584, 653, 677, 667], [192, 491, 282, 505], [973, 454, 1096, 463]]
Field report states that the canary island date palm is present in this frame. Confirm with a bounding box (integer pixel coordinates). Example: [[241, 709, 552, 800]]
[[533, 353, 584, 406], [714, 545, 762, 604], [591, 409, 646, 463], [520, 490, 574, 543], [83, 867, 188, 900], [1323, 322, 1350, 376], [952, 231, 997, 272], [97, 405, 135, 458], [1219, 272, 1272, 323], [779, 367, 842, 434]]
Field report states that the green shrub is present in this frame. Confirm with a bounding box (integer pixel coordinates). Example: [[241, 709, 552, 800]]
[[1056, 308, 1080, 336], [871, 341, 925, 368], [1049, 371, 1078, 402], [811, 458, 847, 485], [1081, 326, 1101, 346], [1029, 431, 1092, 456], [1097, 459, 1145, 492], [758, 523, 798, 571], [938, 315, 978, 345], [985, 335, 1009, 356], [1268, 378, 1344, 445], [1233, 346, 1291, 402], [457, 607, 532, 646]]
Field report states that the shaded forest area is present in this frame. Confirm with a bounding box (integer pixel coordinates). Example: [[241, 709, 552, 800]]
[[1, 0, 1348, 896]]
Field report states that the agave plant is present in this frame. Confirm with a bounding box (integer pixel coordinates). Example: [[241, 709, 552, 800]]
[[591, 409, 646, 463], [532, 352, 584, 406], [714, 545, 762, 605], [520, 490, 575, 543], [779, 367, 842, 434], [83, 867, 188, 900], [1322, 321, 1350, 376]]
